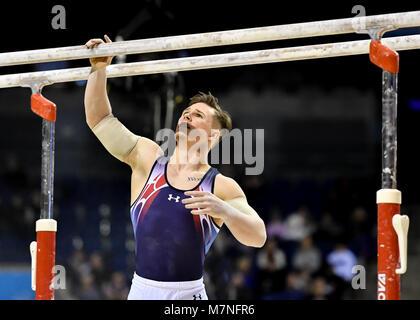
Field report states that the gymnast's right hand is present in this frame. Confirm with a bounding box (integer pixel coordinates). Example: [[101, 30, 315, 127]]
[[85, 35, 114, 70]]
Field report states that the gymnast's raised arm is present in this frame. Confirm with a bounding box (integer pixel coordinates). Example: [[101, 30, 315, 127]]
[[83, 35, 162, 170]]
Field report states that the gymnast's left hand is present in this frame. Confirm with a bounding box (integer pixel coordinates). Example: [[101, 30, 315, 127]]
[[182, 191, 230, 219], [85, 35, 114, 70]]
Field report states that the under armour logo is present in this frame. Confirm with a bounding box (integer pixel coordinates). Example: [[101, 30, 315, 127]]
[[193, 294, 202, 300], [168, 194, 180, 202]]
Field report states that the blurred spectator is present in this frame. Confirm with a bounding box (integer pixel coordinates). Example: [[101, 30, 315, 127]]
[[323, 264, 350, 300], [79, 274, 101, 300], [256, 237, 287, 272], [283, 205, 316, 241], [292, 236, 322, 274], [265, 271, 307, 300], [102, 272, 130, 300], [347, 206, 376, 264], [256, 237, 287, 296], [228, 271, 253, 300], [326, 243, 358, 282], [228, 256, 254, 300], [266, 207, 287, 240], [66, 248, 91, 291], [307, 276, 333, 300], [89, 252, 110, 289]]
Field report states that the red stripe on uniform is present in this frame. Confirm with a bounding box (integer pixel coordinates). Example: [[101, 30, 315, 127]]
[[156, 173, 167, 189], [192, 214, 202, 235], [192, 186, 204, 234], [141, 183, 154, 200], [139, 190, 161, 222]]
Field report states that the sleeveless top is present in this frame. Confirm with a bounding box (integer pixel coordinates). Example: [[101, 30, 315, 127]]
[[129, 156, 221, 281]]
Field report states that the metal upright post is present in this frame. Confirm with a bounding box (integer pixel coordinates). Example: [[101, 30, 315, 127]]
[[369, 31, 409, 300], [29, 85, 58, 300]]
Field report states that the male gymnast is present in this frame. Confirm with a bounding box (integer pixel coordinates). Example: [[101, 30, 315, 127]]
[[84, 35, 266, 300]]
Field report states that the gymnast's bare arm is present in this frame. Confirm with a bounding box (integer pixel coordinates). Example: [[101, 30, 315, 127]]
[[83, 35, 162, 174]]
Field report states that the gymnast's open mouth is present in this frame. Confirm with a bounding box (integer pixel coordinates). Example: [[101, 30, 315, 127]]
[[176, 122, 194, 132]]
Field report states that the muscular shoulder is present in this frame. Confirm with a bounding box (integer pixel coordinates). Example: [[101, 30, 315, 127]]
[[214, 174, 246, 201], [126, 136, 164, 173]]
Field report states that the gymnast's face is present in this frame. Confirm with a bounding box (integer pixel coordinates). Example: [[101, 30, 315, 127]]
[[175, 103, 221, 147]]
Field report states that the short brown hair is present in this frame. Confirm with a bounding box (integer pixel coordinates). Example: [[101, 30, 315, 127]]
[[188, 91, 232, 132]]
